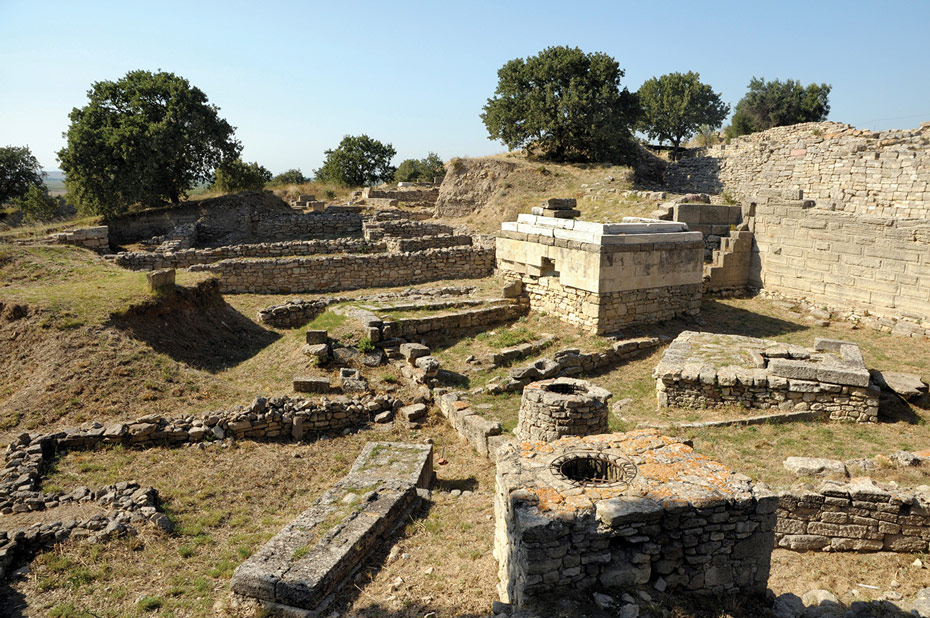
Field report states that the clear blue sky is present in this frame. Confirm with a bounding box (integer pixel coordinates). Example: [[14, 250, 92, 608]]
[[1, 0, 928, 174]]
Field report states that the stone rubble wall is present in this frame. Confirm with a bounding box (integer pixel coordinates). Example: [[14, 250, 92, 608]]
[[254, 210, 363, 241], [50, 226, 109, 253], [750, 192, 930, 333], [363, 220, 455, 241], [111, 238, 386, 271], [515, 272, 701, 334], [190, 246, 495, 294], [494, 337, 660, 394], [664, 121, 930, 219], [385, 234, 472, 253], [257, 298, 331, 328], [362, 188, 439, 202], [437, 392, 507, 460], [383, 303, 527, 340], [775, 478, 930, 553], [0, 479, 169, 579]]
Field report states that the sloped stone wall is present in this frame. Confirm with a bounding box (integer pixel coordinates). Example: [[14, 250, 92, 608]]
[[665, 121, 930, 218]]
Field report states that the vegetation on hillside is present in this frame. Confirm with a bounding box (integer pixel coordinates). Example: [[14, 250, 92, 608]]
[[211, 158, 272, 193], [395, 152, 445, 183], [315, 134, 396, 186]]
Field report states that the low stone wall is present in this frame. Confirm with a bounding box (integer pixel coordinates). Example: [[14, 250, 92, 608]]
[[363, 188, 439, 202], [363, 220, 454, 241], [0, 480, 170, 579], [494, 430, 777, 607], [230, 442, 433, 613], [257, 298, 331, 328], [437, 392, 507, 459], [112, 238, 385, 270], [776, 478, 930, 553], [191, 246, 495, 294], [50, 226, 109, 252], [385, 234, 472, 253], [492, 337, 661, 394], [383, 303, 527, 341], [654, 333, 879, 422], [255, 210, 363, 241], [518, 273, 702, 334]]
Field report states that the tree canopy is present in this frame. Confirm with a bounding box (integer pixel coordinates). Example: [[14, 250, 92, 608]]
[[395, 152, 445, 183], [481, 46, 641, 164], [58, 70, 241, 218], [15, 185, 59, 223], [637, 72, 728, 156], [314, 135, 396, 186], [271, 169, 307, 185], [0, 145, 45, 205], [727, 77, 831, 137], [213, 159, 272, 192]]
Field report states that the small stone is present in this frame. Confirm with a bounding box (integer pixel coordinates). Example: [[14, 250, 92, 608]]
[[801, 589, 838, 608], [592, 592, 615, 609]]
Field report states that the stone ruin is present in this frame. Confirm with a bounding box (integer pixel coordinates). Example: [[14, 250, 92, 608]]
[[654, 332, 880, 422], [496, 207, 704, 334], [494, 429, 776, 609], [516, 377, 611, 442]]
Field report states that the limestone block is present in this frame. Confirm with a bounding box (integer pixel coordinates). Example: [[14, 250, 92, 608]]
[[306, 330, 328, 345], [783, 457, 847, 477], [293, 376, 330, 393], [146, 268, 175, 292], [400, 343, 430, 363]]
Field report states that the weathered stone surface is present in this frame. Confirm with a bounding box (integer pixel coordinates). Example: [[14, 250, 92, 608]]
[[783, 457, 847, 478], [399, 343, 430, 363], [517, 378, 611, 442], [293, 376, 330, 393], [871, 370, 929, 401], [306, 330, 328, 345]]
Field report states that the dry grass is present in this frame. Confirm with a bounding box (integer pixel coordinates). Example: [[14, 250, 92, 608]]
[[5, 420, 497, 618]]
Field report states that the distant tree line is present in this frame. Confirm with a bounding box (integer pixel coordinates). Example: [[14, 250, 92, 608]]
[[31, 61, 831, 220]]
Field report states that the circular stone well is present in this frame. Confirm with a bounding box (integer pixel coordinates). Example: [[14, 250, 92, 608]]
[[516, 377, 611, 442]]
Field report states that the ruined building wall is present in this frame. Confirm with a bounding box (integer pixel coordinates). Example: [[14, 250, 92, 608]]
[[191, 246, 495, 294], [750, 193, 930, 332], [665, 121, 930, 219]]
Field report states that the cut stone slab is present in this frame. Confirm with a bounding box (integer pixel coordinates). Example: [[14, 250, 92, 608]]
[[399, 343, 430, 363], [293, 377, 330, 393], [870, 370, 929, 402], [783, 457, 847, 477], [230, 442, 432, 613], [399, 403, 428, 422], [306, 330, 328, 345], [301, 343, 329, 362]]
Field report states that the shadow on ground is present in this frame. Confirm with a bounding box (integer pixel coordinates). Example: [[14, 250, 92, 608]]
[[107, 281, 280, 372]]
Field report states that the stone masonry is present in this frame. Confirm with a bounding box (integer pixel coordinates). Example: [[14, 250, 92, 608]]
[[665, 121, 930, 218], [497, 214, 704, 334], [516, 378, 611, 442], [775, 477, 930, 553], [653, 332, 879, 422], [494, 430, 776, 608]]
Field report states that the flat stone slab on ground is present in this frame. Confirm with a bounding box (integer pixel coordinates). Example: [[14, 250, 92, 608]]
[[230, 442, 432, 612], [783, 456, 847, 477], [871, 369, 929, 401]]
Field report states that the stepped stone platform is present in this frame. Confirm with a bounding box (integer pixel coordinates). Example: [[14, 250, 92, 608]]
[[494, 429, 776, 608], [230, 442, 433, 614], [654, 332, 880, 422]]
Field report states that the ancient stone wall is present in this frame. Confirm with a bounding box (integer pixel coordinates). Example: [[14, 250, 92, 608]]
[[111, 238, 385, 271], [50, 226, 109, 252], [664, 121, 930, 218], [385, 234, 472, 253], [254, 211, 363, 241], [190, 246, 495, 294], [363, 220, 454, 241], [776, 478, 930, 553], [750, 192, 930, 334], [363, 188, 439, 202], [516, 273, 701, 334], [383, 303, 527, 340]]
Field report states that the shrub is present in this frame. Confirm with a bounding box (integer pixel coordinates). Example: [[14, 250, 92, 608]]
[[212, 158, 272, 192]]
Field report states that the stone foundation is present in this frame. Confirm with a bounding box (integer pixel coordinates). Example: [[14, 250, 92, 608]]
[[776, 478, 930, 553], [190, 246, 495, 294], [50, 226, 109, 253], [494, 430, 776, 608], [653, 332, 880, 422], [516, 378, 610, 442], [519, 274, 701, 334]]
